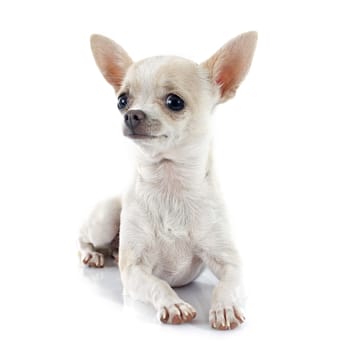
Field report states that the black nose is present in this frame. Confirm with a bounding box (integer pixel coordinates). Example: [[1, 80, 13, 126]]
[[124, 110, 146, 130]]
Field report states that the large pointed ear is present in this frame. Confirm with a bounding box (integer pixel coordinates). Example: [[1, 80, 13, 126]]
[[90, 34, 133, 90], [202, 31, 257, 103]]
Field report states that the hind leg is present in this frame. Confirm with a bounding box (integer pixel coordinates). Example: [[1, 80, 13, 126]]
[[78, 197, 121, 268], [78, 238, 106, 268]]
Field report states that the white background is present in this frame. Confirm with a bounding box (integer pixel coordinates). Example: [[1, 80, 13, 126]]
[[0, 0, 349, 349]]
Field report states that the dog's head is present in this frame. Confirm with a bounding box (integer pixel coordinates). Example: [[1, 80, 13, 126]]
[[90, 33, 257, 155]]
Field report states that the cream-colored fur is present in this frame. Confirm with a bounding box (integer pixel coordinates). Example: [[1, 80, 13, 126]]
[[78, 32, 257, 330]]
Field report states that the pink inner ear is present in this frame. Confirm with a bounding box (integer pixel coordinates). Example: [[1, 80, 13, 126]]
[[105, 62, 124, 87], [215, 64, 239, 98], [215, 77, 224, 86]]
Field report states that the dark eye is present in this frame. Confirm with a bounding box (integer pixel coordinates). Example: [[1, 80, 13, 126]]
[[118, 93, 128, 110], [166, 94, 185, 111]]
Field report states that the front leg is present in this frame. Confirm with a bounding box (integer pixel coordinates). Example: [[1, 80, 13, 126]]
[[208, 262, 245, 330], [119, 251, 196, 324], [200, 239, 245, 330]]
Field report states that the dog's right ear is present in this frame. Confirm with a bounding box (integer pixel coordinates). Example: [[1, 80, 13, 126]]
[[90, 34, 133, 89]]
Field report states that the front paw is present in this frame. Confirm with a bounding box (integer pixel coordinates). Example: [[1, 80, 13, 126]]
[[209, 304, 245, 330], [81, 252, 104, 268], [159, 302, 197, 325]]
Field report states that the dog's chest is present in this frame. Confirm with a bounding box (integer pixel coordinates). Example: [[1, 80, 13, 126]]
[[154, 196, 194, 237], [137, 186, 204, 286], [133, 161, 209, 285], [138, 160, 204, 236]]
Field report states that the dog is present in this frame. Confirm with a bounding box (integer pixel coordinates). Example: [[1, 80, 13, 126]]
[[78, 31, 257, 330]]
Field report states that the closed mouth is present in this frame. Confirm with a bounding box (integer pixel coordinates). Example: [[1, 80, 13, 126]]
[[127, 133, 157, 139], [125, 132, 168, 140]]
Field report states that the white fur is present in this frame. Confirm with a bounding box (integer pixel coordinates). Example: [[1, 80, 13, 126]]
[[79, 32, 257, 329]]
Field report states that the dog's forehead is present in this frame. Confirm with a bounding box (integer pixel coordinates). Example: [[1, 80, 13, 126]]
[[124, 56, 203, 91]]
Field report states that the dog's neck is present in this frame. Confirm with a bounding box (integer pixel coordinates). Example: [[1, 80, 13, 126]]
[[135, 137, 212, 190]]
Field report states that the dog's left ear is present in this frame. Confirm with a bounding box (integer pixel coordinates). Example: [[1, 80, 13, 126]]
[[202, 31, 257, 103]]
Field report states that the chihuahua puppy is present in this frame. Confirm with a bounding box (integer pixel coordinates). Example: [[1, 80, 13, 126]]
[[78, 32, 257, 330]]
